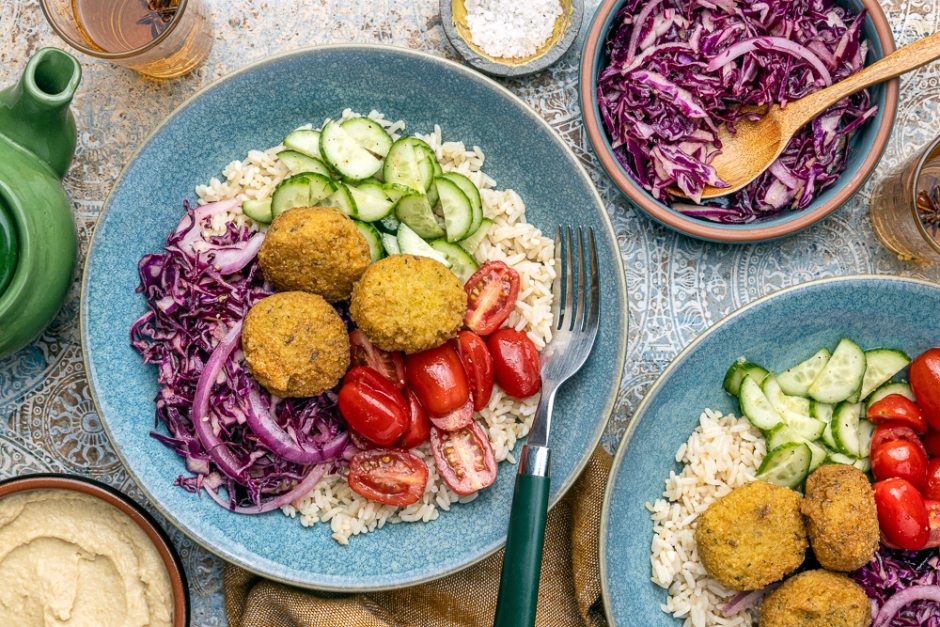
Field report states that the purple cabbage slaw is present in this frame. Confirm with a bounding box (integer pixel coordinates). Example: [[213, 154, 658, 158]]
[[597, 0, 879, 223], [853, 548, 940, 627], [130, 200, 356, 512]]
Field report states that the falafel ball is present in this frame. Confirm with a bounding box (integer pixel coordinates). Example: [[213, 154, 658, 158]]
[[759, 570, 871, 627], [801, 464, 879, 571], [257, 206, 371, 302], [350, 255, 466, 354], [242, 291, 350, 397], [695, 480, 808, 590]]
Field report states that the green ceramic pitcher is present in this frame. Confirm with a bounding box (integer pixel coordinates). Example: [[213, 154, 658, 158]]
[[0, 48, 81, 359]]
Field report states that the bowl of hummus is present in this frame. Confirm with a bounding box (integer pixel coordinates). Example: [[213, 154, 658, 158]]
[[0, 474, 189, 627]]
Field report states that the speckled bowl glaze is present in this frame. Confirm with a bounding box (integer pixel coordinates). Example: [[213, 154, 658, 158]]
[[600, 275, 940, 627], [81, 44, 627, 591], [579, 0, 898, 243]]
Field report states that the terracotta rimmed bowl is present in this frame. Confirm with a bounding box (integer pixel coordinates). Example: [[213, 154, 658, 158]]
[[0, 473, 190, 627], [579, 0, 899, 243]]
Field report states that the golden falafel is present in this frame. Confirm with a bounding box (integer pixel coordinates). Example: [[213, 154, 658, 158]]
[[242, 291, 349, 397], [801, 464, 879, 571], [350, 255, 466, 354], [759, 570, 871, 627], [258, 206, 371, 302], [695, 480, 808, 590]]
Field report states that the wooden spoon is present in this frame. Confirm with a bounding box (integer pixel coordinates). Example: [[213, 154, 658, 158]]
[[681, 30, 940, 200]]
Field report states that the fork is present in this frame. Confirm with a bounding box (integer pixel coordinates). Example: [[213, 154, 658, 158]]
[[492, 225, 600, 627]]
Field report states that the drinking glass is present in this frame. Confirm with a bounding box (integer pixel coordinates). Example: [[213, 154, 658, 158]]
[[40, 0, 213, 79]]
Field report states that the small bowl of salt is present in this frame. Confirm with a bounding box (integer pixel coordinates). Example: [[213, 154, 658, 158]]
[[440, 0, 584, 77]]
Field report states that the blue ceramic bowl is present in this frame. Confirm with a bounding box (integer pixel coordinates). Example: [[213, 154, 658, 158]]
[[600, 275, 940, 627], [81, 45, 628, 591], [578, 0, 899, 243]]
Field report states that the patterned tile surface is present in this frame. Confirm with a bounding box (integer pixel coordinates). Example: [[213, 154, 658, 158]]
[[2, 0, 940, 622]]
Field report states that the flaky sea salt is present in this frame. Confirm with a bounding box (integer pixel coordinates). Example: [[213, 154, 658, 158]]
[[464, 0, 563, 60]]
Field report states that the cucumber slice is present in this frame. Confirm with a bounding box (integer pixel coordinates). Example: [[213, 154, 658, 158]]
[[859, 349, 912, 400], [381, 183, 420, 204], [765, 424, 828, 473], [426, 177, 440, 210], [859, 418, 876, 459], [756, 442, 812, 489], [347, 185, 394, 221], [381, 232, 400, 256], [395, 193, 445, 239], [307, 173, 338, 205], [854, 457, 872, 473], [283, 130, 322, 159], [762, 374, 826, 440], [242, 199, 273, 224], [417, 154, 436, 198], [724, 362, 770, 397], [777, 348, 831, 397], [458, 218, 494, 255], [822, 421, 837, 450], [410, 137, 437, 162], [277, 150, 331, 176], [738, 375, 784, 432], [810, 400, 833, 423], [808, 338, 866, 404], [375, 214, 401, 235], [353, 220, 383, 262], [271, 176, 311, 217], [320, 183, 358, 218], [397, 224, 451, 267], [442, 172, 483, 236], [341, 117, 393, 158], [435, 176, 474, 242], [831, 401, 862, 457], [866, 381, 915, 411], [429, 239, 479, 284], [384, 138, 425, 192], [319, 120, 382, 181], [356, 182, 389, 200], [826, 453, 857, 466]]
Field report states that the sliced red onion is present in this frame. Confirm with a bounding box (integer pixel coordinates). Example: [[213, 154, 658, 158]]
[[208, 232, 266, 274], [721, 582, 781, 616], [707, 36, 832, 87], [625, 0, 664, 65], [874, 585, 940, 627], [205, 462, 329, 514], [768, 161, 801, 190], [175, 199, 241, 254]]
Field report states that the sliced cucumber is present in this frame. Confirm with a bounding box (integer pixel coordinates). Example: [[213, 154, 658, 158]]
[[809, 400, 833, 423], [319, 120, 382, 181], [435, 176, 474, 242], [859, 349, 911, 400], [277, 150, 331, 176], [822, 420, 837, 450], [283, 130, 322, 159], [271, 176, 311, 217], [347, 185, 394, 221], [321, 183, 358, 218], [765, 424, 828, 474], [426, 177, 440, 210], [762, 374, 825, 440], [417, 154, 436, 198], [242, 199, 273, 224], [854, 457, 872, 473], [724, 362, 770, 397], [777, 348, 831, 397], [866, 381, 915, 411], [396, 224, 451, 267], [384, 138, 425, 192], [341, 117, 393, 158], [356, 182, 389, 200], [353, 220, 383, 262], [826, 453, 857, 466], [831, 401, 862, 457], [375, 214, 401, 235], [442, 172, 483, 236], [458, 218, 494, 255], [808, 338, 866, 404], [756, 442, 812, 489], [395, 193, 445, 239], [381, 232, 400, 256], [429, 240, 479, 284], [739, 375, 784, 432], [307, 173, 338, 205], [859, 418, 876, 459]]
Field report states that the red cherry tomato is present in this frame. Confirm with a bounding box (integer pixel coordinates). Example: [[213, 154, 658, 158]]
[[399, 388, 432, 449], [451, 331, 495, 412], [923, 427, 940, 457], [349, 330, 406, 390], [925, 500, 940, 549], [347, 448, 429, 506], [911, 348, 940, 430], [488, 329, 541, 400], [867, 394, 928, 434], [871, 440, 929, 491], [338, 367, 408, 446], [463, 261, 520, 335], [870, 422, 928, 460], [924, 458, 940, 502], [405, 344, 470, 417], [430, 421, 497, 495], [428, 397, 474, 432], [874, 478, 930, 551]]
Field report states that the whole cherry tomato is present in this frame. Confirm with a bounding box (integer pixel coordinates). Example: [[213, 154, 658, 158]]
[[923, 426, 940, 457], [338, 367, 408, 446], [405, 344, 470, 417], [349, 330, 406, 390], [427, 397, 474, 432], [882, 499, 940, 550], [463, 261, 520, 335], [451, 330, 494, 411], [867, 394, 928, 434], [911, 348, 940, 430], [399, 388, 432, 449], [874, 478, 930, 551], [872, 439, 928, 491], [430, 421, 497, 495], [488, 329, 541, 400], [870, 422, 928, 460], [347, 448, 429, 506], [924, 458, 940, 502]]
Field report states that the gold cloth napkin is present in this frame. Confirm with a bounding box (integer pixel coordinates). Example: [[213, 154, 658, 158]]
[[224, 447, 612, 627]]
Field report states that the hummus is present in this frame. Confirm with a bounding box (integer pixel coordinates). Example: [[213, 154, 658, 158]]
[[0, 489, 174, 627]]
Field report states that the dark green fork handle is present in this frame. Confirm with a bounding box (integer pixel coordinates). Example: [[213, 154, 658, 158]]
[[493, 445, 551, 627]]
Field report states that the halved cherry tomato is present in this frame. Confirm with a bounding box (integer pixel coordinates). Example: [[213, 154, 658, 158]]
[[348, 428, 375, 451], [871, 439, 928, 491], [463, 261, 520, 335], [430, 421, 497, 495], [399, 388, 432, 448], [347, 448, 429, 506], [870, 422, 928, 460], [868, 394, 928, 434], [488, 329, 541, 400], [349, 330, 406, 390], [428, 397, 474, 432], [883, 499, 940, 550], [339, 367, 408, 446], [911, 348, 940, 430], [924, 427, 940, 457], [405, 344, 470, 416], [924, 458, 940, 502], [874, 478, 930, 550], [451, 330, 494, 411]]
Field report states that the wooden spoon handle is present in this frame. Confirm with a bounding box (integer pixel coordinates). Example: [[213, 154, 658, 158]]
[[785, 30, 940, 135]]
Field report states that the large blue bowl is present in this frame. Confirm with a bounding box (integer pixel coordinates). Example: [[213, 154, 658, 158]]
[[600, 275, 940, 626], [81, 45, 628, 590]]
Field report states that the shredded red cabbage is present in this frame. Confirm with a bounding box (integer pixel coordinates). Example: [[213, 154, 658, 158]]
[[852, 548, 940, 627], [130, 200, 356, 512], [597, 0, 879, 222]]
